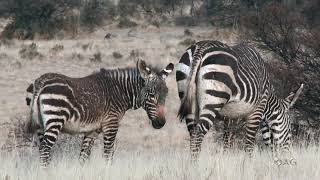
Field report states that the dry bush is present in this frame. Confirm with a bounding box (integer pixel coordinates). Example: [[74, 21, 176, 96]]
[[0, 115, 34, 152], [241, 2, 304, 64], [80, 0, 116, 31], [129, 49, 145, 59], [71, 52, 84, 61], [112, 52, 123, 59], [178, 38, 196, 47], [49, 44, 64, 55], [184, 29, 193, 36], [90, 52, 102, 62], [174, 16, 197, 26], [19, 43, 44, 60], [118, 17, 138, 28]]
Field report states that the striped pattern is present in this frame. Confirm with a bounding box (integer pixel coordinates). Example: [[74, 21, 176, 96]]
[[27, 60, 173, 167], [176, 40, 303, 162]]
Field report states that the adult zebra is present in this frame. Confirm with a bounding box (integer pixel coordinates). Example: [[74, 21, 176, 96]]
[[176, 40, 303, 163], [26, 60, 174, 167]]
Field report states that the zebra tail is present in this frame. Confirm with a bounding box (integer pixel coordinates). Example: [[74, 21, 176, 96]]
[[25, 80, 42, 134], [178, 46, 202, 121]]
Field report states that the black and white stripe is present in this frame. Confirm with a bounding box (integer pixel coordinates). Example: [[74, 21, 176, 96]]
[[27, 60, 174, 167], [176, 40, 303, 163]]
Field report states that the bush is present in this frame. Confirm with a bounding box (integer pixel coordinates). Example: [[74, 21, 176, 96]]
[[49, 44, 64, 54], [118, 17, 137, 28], [241, 2, 304, 64], [80, 0, 116, 30], [19, 43, 43, 60], [90, 52, 102, 62], [178, 38, 196, 47], [112, 52, 123, 59]]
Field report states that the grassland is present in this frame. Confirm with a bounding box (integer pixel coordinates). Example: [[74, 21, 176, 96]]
[[0, 25, 319, 180]]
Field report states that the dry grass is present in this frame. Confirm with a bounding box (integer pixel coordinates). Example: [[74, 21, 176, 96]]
[[0, 25, 318, 179], [0, 145, 320, 180]]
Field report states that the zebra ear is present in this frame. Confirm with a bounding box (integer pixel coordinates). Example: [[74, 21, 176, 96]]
[[160, 63, 174, 79], [137, 59, 151, 79], [286, 84, 304, 108]]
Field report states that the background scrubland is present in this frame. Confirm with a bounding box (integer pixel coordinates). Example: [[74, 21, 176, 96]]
[[0, 0, 319, 179]]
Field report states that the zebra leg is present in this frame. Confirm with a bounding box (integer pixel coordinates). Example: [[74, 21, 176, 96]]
[[261, 119, 273, 148], [244, 109, 264, 156], [79, 130, 100, 165], [223, 118, 235, 151], [101, 115, 120, 165], [190, 125, 206, 162], [39, 119, 64, 167], [37, 129, 44, 153], [270, 123, 295, 165]]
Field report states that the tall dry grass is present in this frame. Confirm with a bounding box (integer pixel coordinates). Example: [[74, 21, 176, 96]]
[[1, 144, 320, 180]]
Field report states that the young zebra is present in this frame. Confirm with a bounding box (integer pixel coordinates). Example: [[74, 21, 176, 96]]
[[26, 60, 174, 167], [176, 40, 303, 164]]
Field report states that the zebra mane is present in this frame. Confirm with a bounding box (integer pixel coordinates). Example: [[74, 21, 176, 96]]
[[98, 63, 164, 77]]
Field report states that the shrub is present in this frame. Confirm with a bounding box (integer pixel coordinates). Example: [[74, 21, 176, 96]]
[[112, 52, 123, 59], [90, 52, 102, 62], [174, 16, 197, 26], [80, 0, 116, 30], [49, 44, 64, 54], [118, 17, 137, 28], [19, 43, 43, 60], [178, 38, 196, 47], [241, 2, 304, 64]]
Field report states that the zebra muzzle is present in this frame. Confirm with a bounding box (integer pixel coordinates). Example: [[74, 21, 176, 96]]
[[151, 105, 166, 129]]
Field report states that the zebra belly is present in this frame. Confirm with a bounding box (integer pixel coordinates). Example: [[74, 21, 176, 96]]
[[219, 101, 254, 119], [62, 120, 101, 134]]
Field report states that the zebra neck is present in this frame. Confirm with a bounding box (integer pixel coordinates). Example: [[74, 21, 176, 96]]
[[103, 68, 144, 110]]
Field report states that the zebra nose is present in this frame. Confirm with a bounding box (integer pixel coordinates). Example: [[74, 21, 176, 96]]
[[151, 118, 166, 129]]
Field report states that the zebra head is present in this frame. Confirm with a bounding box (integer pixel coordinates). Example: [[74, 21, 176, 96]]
[[137, 60, 174, 129]]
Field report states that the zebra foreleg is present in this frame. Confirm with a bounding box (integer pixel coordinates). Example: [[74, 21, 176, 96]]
[[102, 115, 120, 165], [79, 130, 100, 165], [270, 125, 296, 166]]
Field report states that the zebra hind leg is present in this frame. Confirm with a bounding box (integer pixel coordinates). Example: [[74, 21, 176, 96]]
[[223, 118, 236, 152], [244, 108, 264, 157], [79, 131, 100, 165], [40, 119, 64, 167], [190, 125, 205, 163]]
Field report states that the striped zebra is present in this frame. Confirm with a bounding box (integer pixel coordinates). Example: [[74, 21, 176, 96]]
[[176, 41, 303, 164], [26, 60, 174, 167]]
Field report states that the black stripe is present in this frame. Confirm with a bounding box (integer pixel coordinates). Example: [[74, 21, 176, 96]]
[[178, 92, 184, 99], [26, 98, 31, 106], [200, 113, 215, 121], [205, 90, 230, 100], [41, 85, 73, 97], [204, 103, 224, 109], [201, 54, 237, 68], [203, 72, 237, 95], [179, 52, 190, 66], [44, 110, 70, 120], [45, 118, 65, 126], [176, 71, 188, 81], [41, 99, 78, 120], [26, 84, 33, 93]]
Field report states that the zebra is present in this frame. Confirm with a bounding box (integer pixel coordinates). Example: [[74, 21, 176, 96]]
[[176, 40, 303, 164], [26, 60, 174, 167]]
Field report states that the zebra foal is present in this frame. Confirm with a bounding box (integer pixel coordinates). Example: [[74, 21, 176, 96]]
[[26, 60, 174, 167], [176, 40, 303, 164]]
